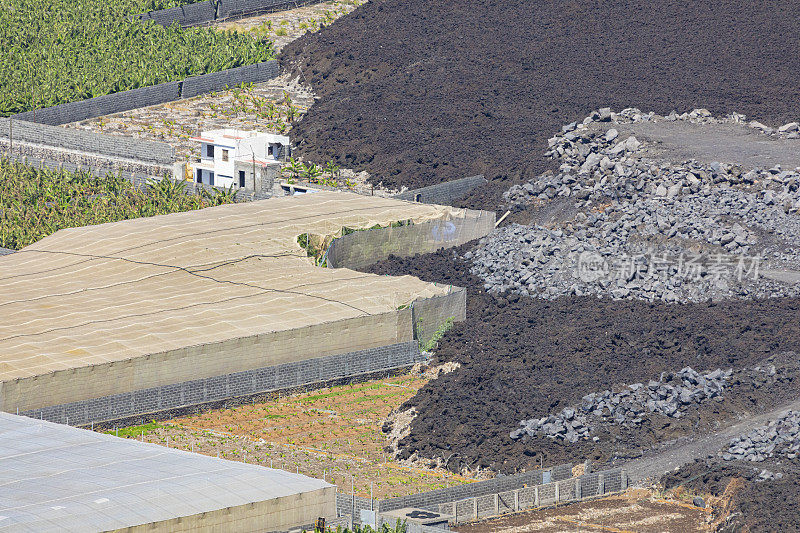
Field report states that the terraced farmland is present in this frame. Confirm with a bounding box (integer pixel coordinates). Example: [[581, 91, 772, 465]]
[[0, 0, 273, 115], [0, 158, 235, 249]]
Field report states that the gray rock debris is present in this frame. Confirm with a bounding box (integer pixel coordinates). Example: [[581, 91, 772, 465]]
[[504, 107, 800, 210], [475, 107, 800, 303], [511, 367, 730, 443], [722, 410, 800, 463]]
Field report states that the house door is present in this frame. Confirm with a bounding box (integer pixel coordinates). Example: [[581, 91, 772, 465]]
[[239, 170, 246, 188]]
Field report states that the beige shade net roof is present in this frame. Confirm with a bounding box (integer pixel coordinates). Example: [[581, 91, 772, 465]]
[[0, 191, 466, 381]]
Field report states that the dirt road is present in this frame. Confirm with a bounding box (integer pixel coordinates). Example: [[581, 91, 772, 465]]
[[625, 397, 800, 484]]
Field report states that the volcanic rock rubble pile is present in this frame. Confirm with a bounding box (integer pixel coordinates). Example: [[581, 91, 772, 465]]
[[511, 367, 730, 443], [467, 108, 800, 303], [723, 410, 800, 463]]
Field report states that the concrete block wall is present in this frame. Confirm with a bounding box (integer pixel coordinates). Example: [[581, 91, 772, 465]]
[[378, 467, 568, 513], [436, 468, 628, 524], [218, 0, 299, 20], [137, 0, 325, 27], [12, 82, 181, 126], [4, 153, 270, 202], [20, 341, 423, 426], [537, 483, 556, 506], [138, 0, 217, 26], [1, 118, 174, 164], [336, 493, 377, 522], [550, 463, 574, 482], [339, 467, 569, 524], [181, 61, 280, 98], [599, 468, 626, 493], [11, 60, 279, 126], [393, 175, 488, 206], [1, 142, 174, 182]]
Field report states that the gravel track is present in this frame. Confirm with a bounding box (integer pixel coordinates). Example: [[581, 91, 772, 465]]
[[625, 397, 800, 484]]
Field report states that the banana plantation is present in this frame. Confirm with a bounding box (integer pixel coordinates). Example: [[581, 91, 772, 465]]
[[0, 0, 273, 116], [0, 158, 236, 249]]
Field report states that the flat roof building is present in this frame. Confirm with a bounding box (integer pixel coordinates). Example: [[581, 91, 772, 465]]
[[190, 129, 290, 191], [0, 412, 335, 532]]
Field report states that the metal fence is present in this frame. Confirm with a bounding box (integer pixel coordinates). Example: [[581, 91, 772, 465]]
[[335, 466, 628, 528], [437, 468, 628, 525]]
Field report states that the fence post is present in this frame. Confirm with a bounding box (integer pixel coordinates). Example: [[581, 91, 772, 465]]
[[621, 470, 628, 491], [598, 473, 604, 495], [534, 486, 539, 507], [494, 493, 499, 515], [555, 481, 560, 503], [473, 497, 478, 520], [514, 489, 519, 512], [575, 477, 581, 500]]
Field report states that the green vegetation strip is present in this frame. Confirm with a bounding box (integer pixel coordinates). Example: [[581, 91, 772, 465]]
[[105, 420, 164, 438], [419, 316, 454, 352], [0, 158, 236, 249], [0, 0, 273, 116], [298, 382, 409, 404]]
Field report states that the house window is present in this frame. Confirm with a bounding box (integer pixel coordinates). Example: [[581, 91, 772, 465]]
[[206, 144, 214, 158], [239, 170, 246, 188], [221, 149, 229, 162]]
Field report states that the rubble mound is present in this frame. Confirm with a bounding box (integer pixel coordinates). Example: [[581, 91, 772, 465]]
[[469, 109, 800, 303], [512, 367, 730, 443], [723, 411, 800, 463]]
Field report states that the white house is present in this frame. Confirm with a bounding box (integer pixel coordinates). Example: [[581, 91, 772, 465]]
[[190, 129, 290, 190]]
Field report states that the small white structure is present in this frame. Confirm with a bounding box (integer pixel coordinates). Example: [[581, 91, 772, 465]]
[[190, 129, 290, 190]]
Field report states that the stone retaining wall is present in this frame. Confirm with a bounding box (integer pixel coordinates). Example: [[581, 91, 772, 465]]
[[1, 118, 174, 164]]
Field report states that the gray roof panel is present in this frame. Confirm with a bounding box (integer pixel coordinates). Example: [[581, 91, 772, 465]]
[[0, 413, 332, 532]]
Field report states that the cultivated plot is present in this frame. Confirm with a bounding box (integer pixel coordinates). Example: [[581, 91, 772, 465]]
[[110, 374, 473, 498]]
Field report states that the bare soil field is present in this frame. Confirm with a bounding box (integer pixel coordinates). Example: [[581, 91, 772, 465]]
[[362, 249, 800, 475], [107, 373, 472, 498], [457, 489, 707, 533], [282, 0, 800, 206]]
